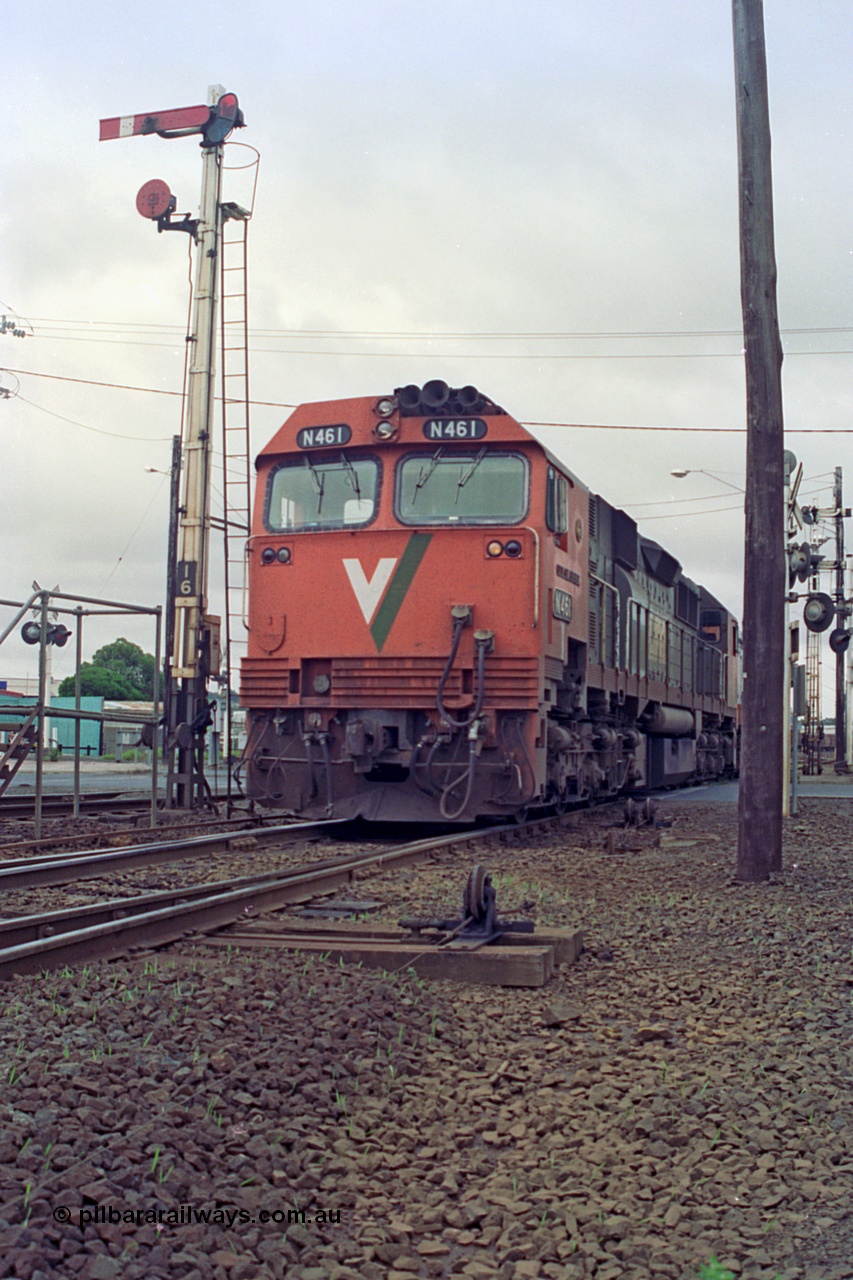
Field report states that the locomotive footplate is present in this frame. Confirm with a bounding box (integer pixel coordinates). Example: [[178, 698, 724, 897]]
[[399, 864, 536, 951]]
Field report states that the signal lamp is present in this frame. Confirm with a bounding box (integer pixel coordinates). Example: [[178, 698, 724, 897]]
[[803, 592, 835, 633], [486, 540, 504, 558], [829, 628, 851, 655], [504, 540, 522, 558]]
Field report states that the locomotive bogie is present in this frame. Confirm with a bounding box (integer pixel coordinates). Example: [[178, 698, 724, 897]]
[[241, 384, 739, 821]]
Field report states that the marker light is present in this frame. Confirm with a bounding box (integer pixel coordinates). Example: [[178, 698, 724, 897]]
[[277, 547, 292, 564], [261, 547, 276, 564], [486, 540, 504, 558], [504, 540, 522, 558]]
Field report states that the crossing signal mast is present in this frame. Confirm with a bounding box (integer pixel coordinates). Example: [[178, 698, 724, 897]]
[[100, 87, 246, 808]]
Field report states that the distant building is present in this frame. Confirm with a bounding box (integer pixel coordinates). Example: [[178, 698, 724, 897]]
[[49, 697, 104, 756], [0, 676, 60, 698]]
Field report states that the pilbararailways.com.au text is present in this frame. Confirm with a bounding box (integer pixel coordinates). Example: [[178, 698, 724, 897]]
[[53, 1204, 342, 1230]]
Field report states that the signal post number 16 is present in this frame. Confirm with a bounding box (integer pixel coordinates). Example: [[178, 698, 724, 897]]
[[176, 561, 198, 600]]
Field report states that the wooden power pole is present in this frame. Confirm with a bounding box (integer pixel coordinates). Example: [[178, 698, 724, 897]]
[[732, 0, 786, 881]]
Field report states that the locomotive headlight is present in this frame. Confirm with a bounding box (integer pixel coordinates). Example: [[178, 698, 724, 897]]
[[375, 397, 396, 417], [261, 547, 276, 564], [374, 419, 399, 441], [313, 674, 331, 694], [486, 540, 504, 558], [277, 547, 292, 564], [504, 540, 522, 558]]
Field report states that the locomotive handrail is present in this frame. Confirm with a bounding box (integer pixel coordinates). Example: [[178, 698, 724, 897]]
[[521, 527, 540, 627]]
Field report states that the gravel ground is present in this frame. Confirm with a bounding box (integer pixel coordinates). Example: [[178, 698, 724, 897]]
[[2, 798, 853, 1280]]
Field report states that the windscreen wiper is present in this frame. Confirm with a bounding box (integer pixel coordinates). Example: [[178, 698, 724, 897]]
[[340, 452, 361, 500], [456, 447, 488, 496], [304, 455, 325, 514], [412, 446, 444, 504]]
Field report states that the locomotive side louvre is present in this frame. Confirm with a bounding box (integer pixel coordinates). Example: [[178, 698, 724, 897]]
[[241, 384, 738, 820]]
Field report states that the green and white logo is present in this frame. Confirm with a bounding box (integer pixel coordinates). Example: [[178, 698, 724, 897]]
[[343, 533, 432, 651]]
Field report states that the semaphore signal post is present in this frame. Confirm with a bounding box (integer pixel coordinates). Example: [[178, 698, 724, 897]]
[[100, 86, 245, 809]]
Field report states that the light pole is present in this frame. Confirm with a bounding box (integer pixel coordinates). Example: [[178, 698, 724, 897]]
[[670, 468, 745, 495]]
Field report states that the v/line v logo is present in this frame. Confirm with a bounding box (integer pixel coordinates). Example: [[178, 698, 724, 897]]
[[343, 532, 432, 651]]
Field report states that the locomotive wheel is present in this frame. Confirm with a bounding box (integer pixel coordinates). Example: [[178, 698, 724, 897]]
[[624, 797, 637, 826], [643, 797, 657, 825], [463, 864, 488, 920]]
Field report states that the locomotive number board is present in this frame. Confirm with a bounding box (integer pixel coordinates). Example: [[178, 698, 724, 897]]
[[552, 588, 573, 622], [297, 425, 352, 448], [423, 419, 488, 440]]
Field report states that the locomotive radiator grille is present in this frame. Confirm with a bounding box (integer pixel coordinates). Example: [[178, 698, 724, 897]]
[[241, 655, 540, 709], [337, 655, 540, 709], [240, 657, 292, 704]]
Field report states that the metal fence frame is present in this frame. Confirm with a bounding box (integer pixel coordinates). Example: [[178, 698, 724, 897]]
[[0, 589, 162, 836]]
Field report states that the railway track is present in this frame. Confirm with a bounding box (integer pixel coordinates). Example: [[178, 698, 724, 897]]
[[0, 812, 579, 980], [0, 817, 345, 890], [0, 812, 265, 861], [0, 789, 154, 818]]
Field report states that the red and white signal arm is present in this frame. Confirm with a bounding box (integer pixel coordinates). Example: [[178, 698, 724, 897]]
[[136, 179, 173, 220], [99, 104, 210, 141]]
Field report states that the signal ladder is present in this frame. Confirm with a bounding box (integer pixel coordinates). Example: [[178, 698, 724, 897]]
[[216, 206, 252, 807], [802, 627, 823, 774]]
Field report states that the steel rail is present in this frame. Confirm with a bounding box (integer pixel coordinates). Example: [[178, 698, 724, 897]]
[[0, 789, 239, 818], [0, 813, 265, 861], [0, 791, 129, 815], [0, 859, 364, 949], [0, 816, 575, 979], [0, 818, 348, 891]]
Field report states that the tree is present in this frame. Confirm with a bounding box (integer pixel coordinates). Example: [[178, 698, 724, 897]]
[[57, 638, 157, 700], [58, 665, 141, 700]]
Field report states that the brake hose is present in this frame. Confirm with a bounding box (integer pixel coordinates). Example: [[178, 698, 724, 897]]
[[439, 738, 479, 821], [436, 622, 490, 729]]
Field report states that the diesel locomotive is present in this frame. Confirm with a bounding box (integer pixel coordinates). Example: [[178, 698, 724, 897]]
[[240, 381, 738, 821]]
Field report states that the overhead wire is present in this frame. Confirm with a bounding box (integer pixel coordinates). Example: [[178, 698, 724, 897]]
[[22, 316, 853, 340], [6, 370, 853, 435], [1, 367, 296, 410], [11, 333, 853, 359], [15, 395, 173, 442]]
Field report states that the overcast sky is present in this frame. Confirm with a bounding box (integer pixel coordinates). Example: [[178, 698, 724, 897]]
[[3, 1, 851, 705]]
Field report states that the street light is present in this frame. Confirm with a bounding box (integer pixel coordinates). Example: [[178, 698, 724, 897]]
[[670, 468, 745, 494]]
